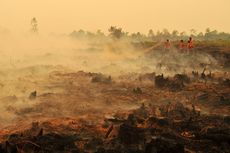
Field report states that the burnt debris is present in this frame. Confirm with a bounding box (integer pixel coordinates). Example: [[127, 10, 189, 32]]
[[29, 91, 37, 100]]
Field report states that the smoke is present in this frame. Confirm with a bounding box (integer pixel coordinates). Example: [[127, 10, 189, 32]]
[[0, 32, 219, 127], [0, 32, 219, 77]]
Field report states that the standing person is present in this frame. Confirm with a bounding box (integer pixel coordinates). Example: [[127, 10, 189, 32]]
[[179, 40, 185, 52], [187, 37, 194, 52], [164, 39, 171, 51]]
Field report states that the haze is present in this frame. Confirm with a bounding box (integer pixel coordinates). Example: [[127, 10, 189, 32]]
[[0, 0, 230, 34]]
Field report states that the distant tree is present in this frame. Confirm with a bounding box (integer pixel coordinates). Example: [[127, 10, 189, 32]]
[[123, 32, 129, 37], [136, 32, 142, 37], [205, 28, 211, 38], [70, 30, 77, 37], [172, 30, 179, 37], [197, 32, 204, 37], [86, 31, 95, 38], [162, 28, 170, 37], [210, 30, 218, 35], [205, 28, 211, 34], [148, 29, 154, 38], [69, 29, 86, 38], [96, 30, 105, 37], [74, 29, 85, 38], [108, 26, 123, 39], [156, 30, 162, 36], [131, 32, 146, 40], [190, 29, 197, 36], [78, 29, 85, 35], [154, 30, 163, 40], [218, 32, 230, 40], [205, 28, 219, 39], [31, 17, 38, 33], [180, 31, 186, 37]]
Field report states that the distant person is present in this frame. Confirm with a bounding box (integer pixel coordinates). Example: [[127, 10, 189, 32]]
[[187, 37, 194, 51], [164, 39, 171, 51], [179, 40, 185, 52]]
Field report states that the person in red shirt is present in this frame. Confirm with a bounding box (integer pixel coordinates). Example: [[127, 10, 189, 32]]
[[187, 37, 194, 51], [179, 40, 185, 52], [164, 39, 171, 51]]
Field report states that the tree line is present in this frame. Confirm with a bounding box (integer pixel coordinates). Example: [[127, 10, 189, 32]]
[[70, 26, 230, 41], [29, 18, 230, 41]]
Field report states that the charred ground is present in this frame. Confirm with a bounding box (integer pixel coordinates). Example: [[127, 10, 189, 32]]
[[0, 40, 229, 153]]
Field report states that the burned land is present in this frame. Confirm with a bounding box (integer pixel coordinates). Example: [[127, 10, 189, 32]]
[[0, 38, 229, 153]]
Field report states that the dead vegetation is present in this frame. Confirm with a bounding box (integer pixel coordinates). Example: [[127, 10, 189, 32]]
[[0, 67, 229, 153], [154, 74, 190, 91], [0, 101, 230, 153]]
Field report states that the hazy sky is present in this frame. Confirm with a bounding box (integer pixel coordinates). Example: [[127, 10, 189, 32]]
[[0, 0, 230, 34]]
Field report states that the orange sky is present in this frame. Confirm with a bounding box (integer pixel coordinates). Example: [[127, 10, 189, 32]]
[[0, 0, 230, 34]]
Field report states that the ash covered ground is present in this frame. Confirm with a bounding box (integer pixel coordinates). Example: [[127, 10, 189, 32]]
[[0, 35, 229, 153]]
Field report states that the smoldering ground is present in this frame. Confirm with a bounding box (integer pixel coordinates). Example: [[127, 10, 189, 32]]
[[0, 33, 220, 127]]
